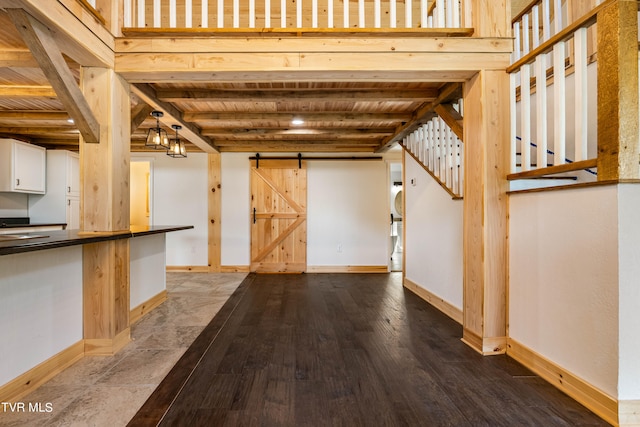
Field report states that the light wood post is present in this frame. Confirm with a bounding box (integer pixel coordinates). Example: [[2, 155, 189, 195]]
[[208, 153, 222, 272], [597, 0, 639, 181], [462, 69, 509, 355], [80, 67, 132, 355], [469, 0, 510, 38]]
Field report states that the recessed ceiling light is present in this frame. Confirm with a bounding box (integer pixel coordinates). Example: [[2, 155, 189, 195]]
[[291, 118, 304, 125], [67, 118, 74, 124]]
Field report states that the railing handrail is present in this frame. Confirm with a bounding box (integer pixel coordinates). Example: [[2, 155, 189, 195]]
[[508, 0, 611, 73], [515, 136, 598, 175]]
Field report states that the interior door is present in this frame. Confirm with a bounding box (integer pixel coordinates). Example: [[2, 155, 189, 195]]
[[250, 159, 307, 273]]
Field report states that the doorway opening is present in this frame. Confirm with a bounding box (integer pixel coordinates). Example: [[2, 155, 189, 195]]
[[130, 159, 153, 227], [389, 162, 403, 272]]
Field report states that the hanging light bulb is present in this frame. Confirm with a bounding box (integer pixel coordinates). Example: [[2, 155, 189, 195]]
[[146, 111, 169, 149], [167, 124, 187, 158]]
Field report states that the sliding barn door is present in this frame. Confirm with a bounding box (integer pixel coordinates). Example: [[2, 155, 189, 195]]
[[250, 159, 307, 273]]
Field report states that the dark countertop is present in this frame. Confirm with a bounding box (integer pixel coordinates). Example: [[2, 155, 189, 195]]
[[0, 223, 67, 229], [0, 225, 193, 256]]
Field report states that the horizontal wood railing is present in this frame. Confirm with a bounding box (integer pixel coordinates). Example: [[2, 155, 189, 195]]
[[122, 0, 469, 30], [402, 101, 463, 199]]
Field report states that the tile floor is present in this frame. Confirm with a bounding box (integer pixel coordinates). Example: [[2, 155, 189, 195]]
[[0, 272, 246, 427]]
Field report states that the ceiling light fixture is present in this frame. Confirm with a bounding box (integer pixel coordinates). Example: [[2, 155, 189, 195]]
[[146, 111, 170, 150], [291, 118, 305, 125], [167, 124, 187, 158]]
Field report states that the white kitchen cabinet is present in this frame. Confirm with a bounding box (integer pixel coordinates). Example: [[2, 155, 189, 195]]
[[29, 150, 80, 228], [0, 139, 46, 194]]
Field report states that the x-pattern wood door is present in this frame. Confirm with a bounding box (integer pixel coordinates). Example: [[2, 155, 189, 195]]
[[250, 159, 307, 273]]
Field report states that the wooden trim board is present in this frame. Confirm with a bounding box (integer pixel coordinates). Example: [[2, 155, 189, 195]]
[[220, 265, 251, 273], [403, 277, 463, 324], [0, 340, 84, 403], [130, 290, 168, 324], [507, 338, 618, 426], [84, 328, 130, 356], [166, 266, 210, 272], [307, 265, 388, 273]]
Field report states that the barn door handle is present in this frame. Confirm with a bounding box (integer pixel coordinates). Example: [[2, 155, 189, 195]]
[[253, 207, 256, 224]]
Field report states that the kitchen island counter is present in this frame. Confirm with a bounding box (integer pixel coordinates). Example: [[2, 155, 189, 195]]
[[0, 225, 193, 256]]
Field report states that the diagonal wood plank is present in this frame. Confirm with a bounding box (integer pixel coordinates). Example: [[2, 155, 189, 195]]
[[252, 217, 306, 263], [7, 8, 101, 143], [130, 103, 154, 132], [434, 103, 464, 141], [253, 167, 305, 213]]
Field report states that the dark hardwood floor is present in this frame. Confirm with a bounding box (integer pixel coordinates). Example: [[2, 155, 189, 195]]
[[128, 273, 609, 426]]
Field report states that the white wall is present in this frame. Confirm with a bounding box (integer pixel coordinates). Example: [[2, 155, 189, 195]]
[[0, 247, 83, 386], [509, 186, 618, 398], [617, 184, 640, 400], [132, 152, 208, 267], [139, 152, 391, 269], [403, 151, 463, 310], [307, 160, 389, 267], [130, 233, 166, 308], [0, 193, 28, 218], [221, 153, 250, 266]]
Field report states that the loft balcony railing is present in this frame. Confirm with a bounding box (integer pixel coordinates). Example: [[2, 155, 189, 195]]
[[122, 0, 469, 31]]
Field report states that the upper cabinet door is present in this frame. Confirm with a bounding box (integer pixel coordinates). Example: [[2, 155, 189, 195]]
[[66, 152, 80, 197], [14, 142, 46, 194], [0, 139, 46, 194]]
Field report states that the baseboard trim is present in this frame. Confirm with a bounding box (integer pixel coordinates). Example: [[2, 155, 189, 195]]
[[0, 340, 84, 403], [220, 265, 250, 273], [166, 266, 209, 272], [130, 290, 167, 324], [403, 277, 463, 324], [307, 265, 388, 273], [507, 338, 617, 426], [84, 328, 131, 356]]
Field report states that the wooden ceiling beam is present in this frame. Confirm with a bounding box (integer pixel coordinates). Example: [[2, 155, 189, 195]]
[[0, 127, 78, 134], [201, 128, 393, 136], [156, 89, 439, 102], [0, 49, 39, 67], [0, 110, 70, 120], [0, 85, 57, 98], [130, 102, 155, 132], [132, 83, 220, 153], [183, 112, 411, 122], [7, 9, 100, 143]]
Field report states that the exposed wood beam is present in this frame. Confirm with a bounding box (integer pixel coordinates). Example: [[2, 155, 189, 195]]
[[183, 112, 410, 122], [0, 110, 70, 120], [434, 103, 464, 141], [219, 144, 376, 153], [202, 128, 393, 137], [0, 50, 39, 67], [0, 127, 78, 134], [7, 9, 101, 143], [156, 89, 439, 102], [130, 103, 154, 132], [214, 140, 379, 146], [375, 82, 462, 152], [0, 85, 57, 98], [131, 83, 219, 153]]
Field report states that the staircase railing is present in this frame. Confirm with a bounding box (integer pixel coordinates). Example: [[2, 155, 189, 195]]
[[507, 1, 609, 184], [401, 100, 463, 199]]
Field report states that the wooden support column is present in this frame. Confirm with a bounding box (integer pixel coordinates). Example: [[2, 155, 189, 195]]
[[468, 0, 510, 38], [208, 153, 222, 272], [597, 0, 639, 181], [80, 67, 132, 356], [462, 69, 509, 355]]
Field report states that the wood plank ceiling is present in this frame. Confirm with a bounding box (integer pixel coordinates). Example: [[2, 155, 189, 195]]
[[0, 8, 465, 153]]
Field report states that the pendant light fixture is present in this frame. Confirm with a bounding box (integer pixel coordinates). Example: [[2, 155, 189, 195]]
[[167, 124, 187, 158], [146, 111, 170, 150]]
